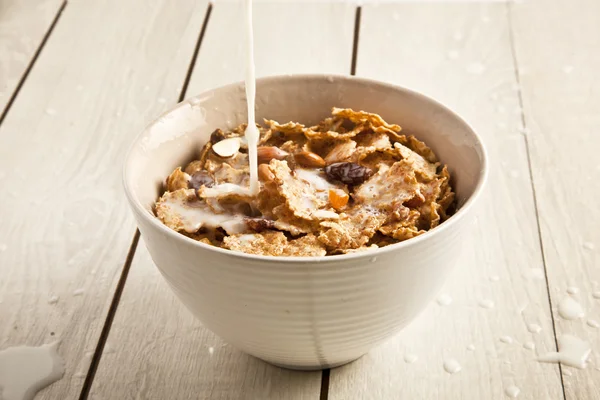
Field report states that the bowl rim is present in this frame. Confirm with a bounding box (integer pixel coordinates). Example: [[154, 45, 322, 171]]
[[123, 73, 488, 264]]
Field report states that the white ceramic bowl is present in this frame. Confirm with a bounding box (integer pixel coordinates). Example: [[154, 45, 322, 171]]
[[123, 75, 487, 370]]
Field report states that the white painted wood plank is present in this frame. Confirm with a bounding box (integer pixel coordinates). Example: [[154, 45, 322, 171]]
[[329, 3, 564, 399], [89, 246, 322, 400], [511, 0, 600, 398], [188, 1, 356, 94], [0, 0, 64, 115], [90, 2, 355, 399], [0, 1, 209, 399]]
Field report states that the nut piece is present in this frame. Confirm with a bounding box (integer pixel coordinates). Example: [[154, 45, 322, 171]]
[[258, 163, 275, 182], [329, 188, 349, 210], [166, 167, 190, 191], [188, 170, 214, 190], [210, 128, 225, 144], [324, 162, 374, 185], [294, 151, 326, 168], [257, 146, 288, 164], [212, 137, 240, 158]]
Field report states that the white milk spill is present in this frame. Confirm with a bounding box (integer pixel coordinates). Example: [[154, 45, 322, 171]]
[[47, 296, 59, 305], [583, 242, 595, 250], [244, 0, 259, 195], [504, 386, 520, 398], [478, 299, 495, 309], [162, 196, 246, 235], [538, 334, 591, 369], [443, 359, 461, 374], [403, 354, 418, 364], [0, 342, 65, 400], [466, 344, 476, 351], [527, 323, 542, 334], [436, 294, 453, 306], [557, 296, 585, 320], [72, 288, 84, 297]]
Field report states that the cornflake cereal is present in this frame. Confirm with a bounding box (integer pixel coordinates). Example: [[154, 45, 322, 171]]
[[155, 108, 455, 256]]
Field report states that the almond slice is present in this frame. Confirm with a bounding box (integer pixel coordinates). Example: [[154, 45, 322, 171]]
[[212, 137, 240, 158]]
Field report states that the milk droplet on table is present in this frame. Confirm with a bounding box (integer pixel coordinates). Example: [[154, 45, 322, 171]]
[[0, 342, 65, 400], [45, 108, 56, 116], [523, 342, 535, 351], [403, 353, 418, 364], [466, 344, 476, 351], [500, 336, 513, 344], [443, 359, 461, 374], [72, 288, 84, 296], [557, 296, 585, 320], [538, 334, 591, 369], [593, 292, 600, 299], [478, 299, 495, 309], [436, 294, 453, 306], [583, 242, 595, 250], [489, 275, 500, 282], [527, 323, 541, 334], [566, 287, 579, 295], [208, 347, 215, 355], [587, 319, 599, 328], [562, 65, 574, 74], [47, 295, 59, 305], [504, 385, 520, 398]]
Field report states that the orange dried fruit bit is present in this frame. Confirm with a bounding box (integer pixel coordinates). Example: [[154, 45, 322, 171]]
[[329, 188, 349, 210]]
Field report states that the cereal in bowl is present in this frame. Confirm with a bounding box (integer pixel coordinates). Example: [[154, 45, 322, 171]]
[[154, 108, 455, 256]]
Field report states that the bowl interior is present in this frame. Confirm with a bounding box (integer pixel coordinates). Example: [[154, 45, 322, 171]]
[[125, 75, 486, 222]]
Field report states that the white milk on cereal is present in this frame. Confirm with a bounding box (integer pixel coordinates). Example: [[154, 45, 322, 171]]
[[244, 0, 260, 195]]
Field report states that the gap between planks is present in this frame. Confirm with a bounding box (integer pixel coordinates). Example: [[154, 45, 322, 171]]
[[0, 0, 67, 126], [77, 3, 214, 399], [505, 2, 566, 399]]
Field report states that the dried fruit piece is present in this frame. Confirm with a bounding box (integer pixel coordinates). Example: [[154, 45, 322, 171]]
[[166, 167, 190, 192], [329, 188, 349, 210], [294, 151, 326, 168], [324, 162, 373, 185], [188, 170, 214, 190], [257, 146, 288, 164], [245, 218, 276, 232], [212, 137, 240, 158], [258, 164, 275, 182]]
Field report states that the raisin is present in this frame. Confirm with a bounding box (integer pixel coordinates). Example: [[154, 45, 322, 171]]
[[324, 162, 373, 185], [210, 128, 225, 144], [188, 171, 214, 190], [245, 218, 276, 232]]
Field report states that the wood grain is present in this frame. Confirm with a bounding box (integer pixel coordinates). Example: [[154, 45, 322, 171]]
[[0, 0, 65, 116], [511, 0, 600, 398], [0, 1, 209, 399], [328, 3, 564, 399], [89, 2, 355, 399]]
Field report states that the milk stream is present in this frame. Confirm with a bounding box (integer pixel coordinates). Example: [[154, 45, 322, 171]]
[[244, 0, 259, 195], [0, 342, 65, 400]]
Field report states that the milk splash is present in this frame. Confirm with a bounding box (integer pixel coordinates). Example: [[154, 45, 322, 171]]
[[0, 342, 65, 400]]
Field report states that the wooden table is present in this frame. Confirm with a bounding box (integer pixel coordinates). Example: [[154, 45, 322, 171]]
[[1, 0, 599, 399]]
